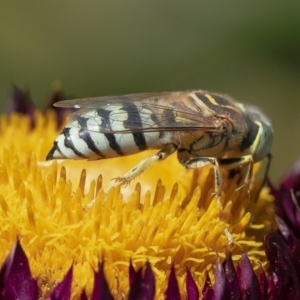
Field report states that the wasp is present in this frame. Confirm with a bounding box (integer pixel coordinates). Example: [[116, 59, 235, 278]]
[[46, 90, 273, 197]]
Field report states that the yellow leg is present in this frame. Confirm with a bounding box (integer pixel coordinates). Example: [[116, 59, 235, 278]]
[[111, 144, 177, 188], [178, 150, 254, 199], [177, 150, 222, 197]]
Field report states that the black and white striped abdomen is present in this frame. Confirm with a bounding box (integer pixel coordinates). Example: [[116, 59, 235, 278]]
[[46, 104, 161, 160]]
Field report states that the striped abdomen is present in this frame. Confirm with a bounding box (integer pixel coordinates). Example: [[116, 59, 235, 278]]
[[46, 104, 161, 160]]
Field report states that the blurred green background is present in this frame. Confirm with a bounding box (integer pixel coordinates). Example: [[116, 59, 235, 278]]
[[1, 1, 300, 182]]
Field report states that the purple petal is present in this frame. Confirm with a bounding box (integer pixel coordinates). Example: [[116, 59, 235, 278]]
[[128, 267, 143, 300], [80, 289, 88, 300], [222, 252, 240, 300], [186, 269, 199, 300], [7, 86, 36, 128], [129, 259, 138, 287], [213, 258, 230, 300], [128, 262, 155, 300], [1, 240, 38, 300], [50, 265, 73, 300], [264, 233, 299, 299], [274, 215, 297, 245], [7, 86, 35, 115], [258, 268, 268, 299], [291, 240, 300, 282], [276, 193, 300, 243], [281, 161, 300, 191], [271, 162, 300, 243], [201, 273, 213, 300], [238, 253, 262, 300], [91, 261, 113, 300], [46, 86, 65, 109], [164, 265, 180, 300], [139, 262, 155, 299], [0, 254, 8, 292], [46, 87, 75, 128]]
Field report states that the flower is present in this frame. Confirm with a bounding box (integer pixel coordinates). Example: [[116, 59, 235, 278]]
[[0, 240, 38, 299], [0, 87, 285, 299], [2, 235, 300, 299]]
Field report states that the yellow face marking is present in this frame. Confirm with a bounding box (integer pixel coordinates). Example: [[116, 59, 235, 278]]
[[248, 121, 262, 155]]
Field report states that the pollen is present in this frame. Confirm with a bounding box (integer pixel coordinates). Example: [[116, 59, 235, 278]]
[[0, 111, 277, 298]]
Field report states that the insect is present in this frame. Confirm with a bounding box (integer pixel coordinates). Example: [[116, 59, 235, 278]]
[[46, 90, 273, 197]]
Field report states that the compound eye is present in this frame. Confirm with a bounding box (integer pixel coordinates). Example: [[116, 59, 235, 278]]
[[254, 123, 273, 161]]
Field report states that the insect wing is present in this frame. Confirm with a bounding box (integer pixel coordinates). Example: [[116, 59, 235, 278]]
[[56, 92, 222, 134], [53, 92, 172, 108]]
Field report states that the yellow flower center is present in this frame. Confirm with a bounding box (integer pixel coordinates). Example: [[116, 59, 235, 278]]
[[0, 111, 276, 298]]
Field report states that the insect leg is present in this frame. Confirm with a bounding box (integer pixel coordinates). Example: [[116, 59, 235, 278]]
[[252, 153, 272, 201], [177, 149, 222, 197], [219, 155, 253, 191], [111, 144, 177, 188]]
